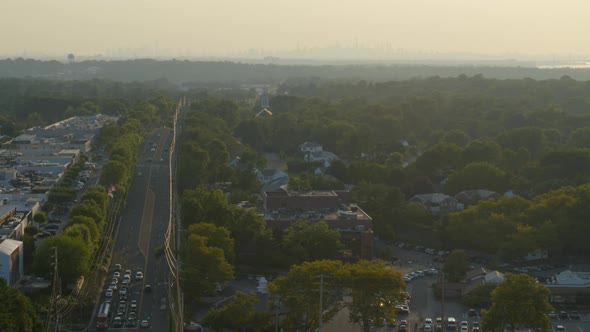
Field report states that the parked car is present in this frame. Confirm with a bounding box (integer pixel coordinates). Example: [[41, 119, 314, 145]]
[[45, 224, 59, 230], [559, 311, 568, 319], [570, 311, 580, 319], [556, 325, 566, 332]]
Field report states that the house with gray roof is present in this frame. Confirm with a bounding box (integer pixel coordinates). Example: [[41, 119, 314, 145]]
[[410, 193, 464, 214]]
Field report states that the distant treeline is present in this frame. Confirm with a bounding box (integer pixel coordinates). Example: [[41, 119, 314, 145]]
[[2, 58, 590, 83]]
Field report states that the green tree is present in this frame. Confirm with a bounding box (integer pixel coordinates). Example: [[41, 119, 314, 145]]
[[182, 234, 234, 297], [280, 221, 343, 264], [270, 260, 346, 330], [64, 224, 94, 250], [33, 211, 46, 224], [70, 200, 105, 226], [66, 215, 99, 244], [346, 260, 406, 332], [0, 278, 44, 332], [442, 129, 471, 147], [444, 162, 509, 195], [100, 160, 128, 186], [463, 139, 502, 165], [33, 235, 91, 286], [569, 126, 590, 149], [186, 223, 235, 263], [482, 273, 552, 332], [201, 291, 271, 331], [443, 250, 469, 282]]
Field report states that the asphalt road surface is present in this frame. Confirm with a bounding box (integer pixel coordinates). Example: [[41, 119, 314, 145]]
[[90, 129, 173, 331]]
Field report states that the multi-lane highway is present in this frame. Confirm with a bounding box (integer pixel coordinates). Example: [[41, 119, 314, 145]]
[[91, 128, 173, 331]]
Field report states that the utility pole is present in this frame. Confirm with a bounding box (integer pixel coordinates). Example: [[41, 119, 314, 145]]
[[275, 295, 281, 332], [318, 274, 324, 332], [47, 247, 60, 332], [441, 271, 445, 332]]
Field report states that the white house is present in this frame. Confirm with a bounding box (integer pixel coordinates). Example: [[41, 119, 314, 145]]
[[304, 151, 338, 164], [299, 141, 323, 153], [0, 239, 23, 286]]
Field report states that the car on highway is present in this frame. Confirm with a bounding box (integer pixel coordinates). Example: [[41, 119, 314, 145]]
[[113, 271, 121, 279], [113, 316, 123, 328], [120, 287, 128, 297], [112, 277, 119, 285], [135, 271, 144, 280], [109, 282, 117, 291], [559, 311, 569, 319], [122, 276, 131, 286], [471, 322, 480, 332], [395, 304, 410, 314], [144, 284, 152, 293], [126, 318, 136, 327], [570, 310, 580, 319], [556, 325, 566, 332], [131, 300, 137, 313], [398, 320, 408, 332], [129, 312, 137, 320], [105, 288, 113, 298], [114, 264, 122, 272], [150, 147, 156, 152], [117, 305, 125, 316], [140, 320, 150, 328]]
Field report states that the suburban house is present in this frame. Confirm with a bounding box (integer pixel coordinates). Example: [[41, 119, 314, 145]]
[[410, 193, 464, 214], [255, 168, 289, 192], [299, 141, 324, 153], [299, 142, 339, 166], [263, 188, 373, 259], [255, 108, 272, 118], [441, 268, 504, 299], [454, 189, 501, 205]]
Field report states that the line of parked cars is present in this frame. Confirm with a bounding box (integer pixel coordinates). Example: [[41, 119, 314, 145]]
[[403, 268, 439, 283]]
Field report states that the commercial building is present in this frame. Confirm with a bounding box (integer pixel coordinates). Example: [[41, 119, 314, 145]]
[[0, 238, 24, 286], [263, 188, 373, 259]]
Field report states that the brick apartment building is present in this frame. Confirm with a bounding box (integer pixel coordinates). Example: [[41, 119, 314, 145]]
[[263, 188, 373, 259]]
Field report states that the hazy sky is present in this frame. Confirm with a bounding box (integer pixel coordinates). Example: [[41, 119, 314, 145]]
[[2, 0, 589, 58]]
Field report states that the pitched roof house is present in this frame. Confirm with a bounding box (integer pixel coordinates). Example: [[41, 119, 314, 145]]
[[455, 189, 501, 205], [410, 193, 464, 214]]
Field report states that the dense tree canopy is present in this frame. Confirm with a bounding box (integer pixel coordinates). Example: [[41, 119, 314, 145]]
[[482, 273, 552, 332], [0, 278, 43, 332]]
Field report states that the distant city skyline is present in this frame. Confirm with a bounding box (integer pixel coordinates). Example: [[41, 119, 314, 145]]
[[2, 0, 590, 63]]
